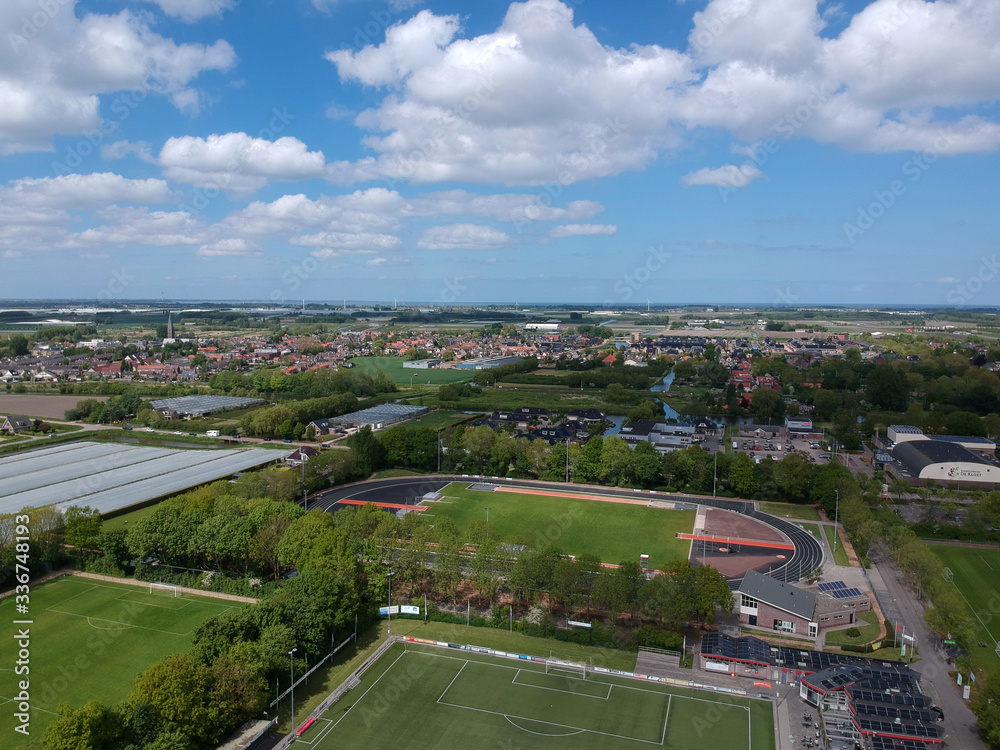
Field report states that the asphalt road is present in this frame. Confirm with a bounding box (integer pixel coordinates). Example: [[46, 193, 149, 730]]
[[312, 475, 824, 587], [871, 545, 984, 749]]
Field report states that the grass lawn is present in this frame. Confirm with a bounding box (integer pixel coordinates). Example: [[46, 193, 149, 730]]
[[350, 357, 474, 385], [103, 503, 162, 530], [423, 383, 625, 416], [825, 611, 881, 646], [310, 642, 773, 750], [425, 482, 695, 569], [405, 410, 482, 431], [824, 525, 851, 566], [759, 502, 822, 521], [386, 618, 639, 671], [0, 576, 241, 747], [799, 523, 822, 541], [930, 545, 1000, 677]]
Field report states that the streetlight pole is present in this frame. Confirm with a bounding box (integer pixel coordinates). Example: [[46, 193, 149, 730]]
[[386, 571, 394, 637], [437, 432, 441, 473], [288, 647, 297, 735], [713, 449, 718, 498], [565, 438, 570, 483], [833, 489, 839, 555], [300, 456, 306, 509]]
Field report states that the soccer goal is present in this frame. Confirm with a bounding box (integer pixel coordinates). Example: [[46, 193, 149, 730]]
[[943, 567, 954, 583], [149, 582, 181, 597], [545, 659, 587, 679]]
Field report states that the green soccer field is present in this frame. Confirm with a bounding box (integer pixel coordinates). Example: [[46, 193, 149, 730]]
[[350, 357, 475, 385], [930, 545, 1000, 676], [307, 644, 774, 750], [0, 576, 241, 748], [423, 483, 695, 569]]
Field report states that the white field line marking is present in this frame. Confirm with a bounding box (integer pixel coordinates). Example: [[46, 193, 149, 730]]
[[408, 647, 747, 706], [45, 607, 195, 637], [436, 660, 469, 703], [437, 696, 665, 746], [511, 669, 612, 700], [320, 650, 409, 736], [504, 715, 585, 737], [0, 695, 57, 715]]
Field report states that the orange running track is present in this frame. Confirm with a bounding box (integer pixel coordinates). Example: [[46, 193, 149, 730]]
[[676, 532, 794, 550], [337, 499, 427, 511], [495, 486, 652, 506]]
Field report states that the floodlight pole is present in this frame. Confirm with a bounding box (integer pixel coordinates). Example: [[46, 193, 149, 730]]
[[565, 438, 570, 483], [437, 432, 441, 473], [386, 570, 394, 636], [833, 490, 839, 555], [288, 647, 297, 735], [713, 449, 718, 498], [301, 456, 308, 511]]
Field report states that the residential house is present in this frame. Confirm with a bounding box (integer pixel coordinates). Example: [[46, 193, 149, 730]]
[[2, 415, 33, 434]]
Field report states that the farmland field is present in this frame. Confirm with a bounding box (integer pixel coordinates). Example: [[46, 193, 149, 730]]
[[0, 576, 241, 747], [0, 394, 107, 420], [423, 482, 695, 569]]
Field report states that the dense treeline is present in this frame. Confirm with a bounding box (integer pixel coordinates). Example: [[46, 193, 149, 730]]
[[209, 366, 396, 399], [470, 356, 539, 385]]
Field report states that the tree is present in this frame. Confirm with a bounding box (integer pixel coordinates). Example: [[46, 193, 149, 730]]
[[575, 436, 603, 483], [63, 505, 103, 548], [347, 425, 387, 474], [464, 425, 496, 473], [8, 334, 29, 356], [774, 452, 813, 502], [866, 365, 910, 411], [728, 452, 757, 497], [43, 700, 124, 750], [129, 655, 217, 743], [972, 674, 1000, 748], [751, 388, 785, 420]]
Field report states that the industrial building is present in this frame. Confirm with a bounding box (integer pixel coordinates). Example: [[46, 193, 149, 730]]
[[150, 395, 263, 418], [331, 403, 428, 429], [455, 355, 524, 370]]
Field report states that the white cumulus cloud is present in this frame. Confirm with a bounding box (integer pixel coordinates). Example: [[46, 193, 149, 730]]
[[137, 0, 237, 23], [418, 224, 512, 250], [197, 238, 263, 257], [158, 133, 327, 194], [549, 224, 617, 238], [681, 164, 763, 188]]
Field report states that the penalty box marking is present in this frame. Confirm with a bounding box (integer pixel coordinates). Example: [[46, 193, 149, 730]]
[[511, 668, 613, 700]]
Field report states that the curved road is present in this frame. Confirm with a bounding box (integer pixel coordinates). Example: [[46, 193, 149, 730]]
[[314, 475, 823, 587]]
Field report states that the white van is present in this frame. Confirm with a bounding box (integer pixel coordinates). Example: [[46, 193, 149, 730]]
[[206, 430, 221, 437]]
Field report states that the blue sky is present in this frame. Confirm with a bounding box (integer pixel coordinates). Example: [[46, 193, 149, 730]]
[[1, 0, 998, 305]]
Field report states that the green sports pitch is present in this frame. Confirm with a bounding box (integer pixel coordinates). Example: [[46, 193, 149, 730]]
[[305, 643, 774, 750], [0, 576, 241, 747], [931, 545, 1000, 675], [424, 483, 696, 569], [349, 356, 474, 385]]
